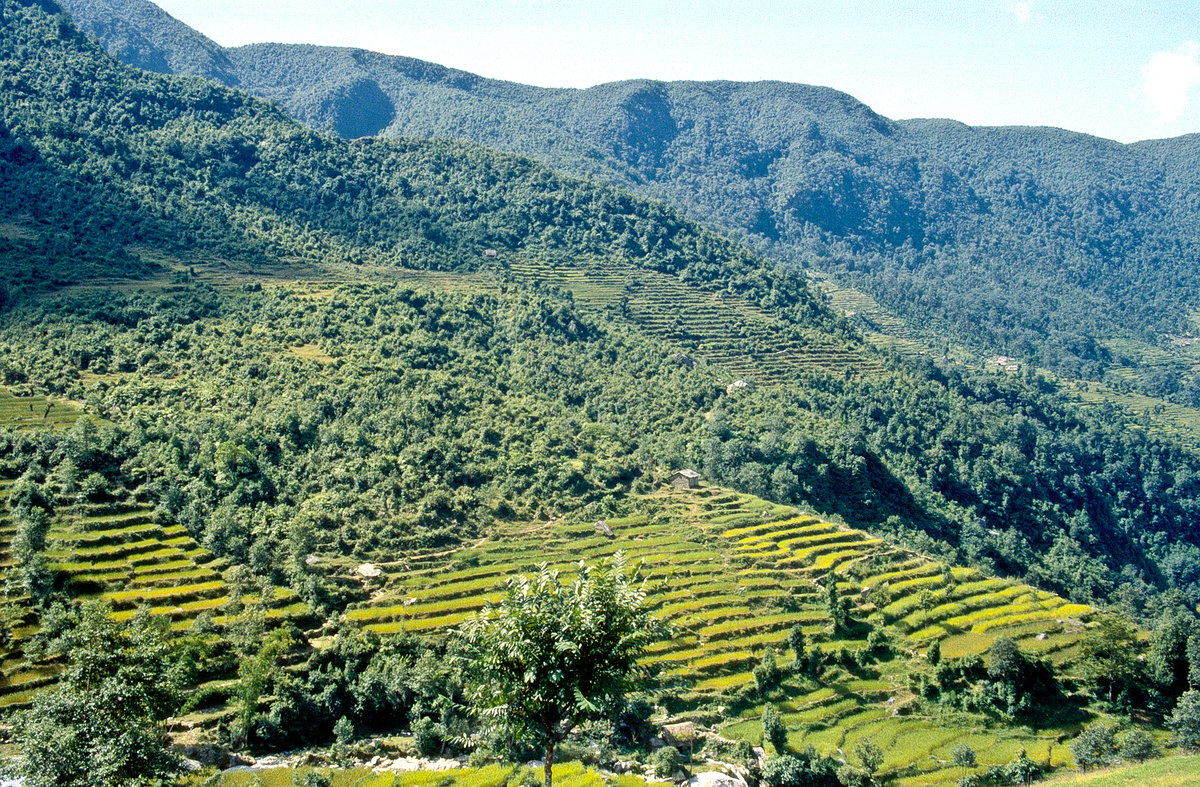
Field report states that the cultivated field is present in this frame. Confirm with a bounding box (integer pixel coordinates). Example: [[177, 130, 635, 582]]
[[196, 761, 672, 786], [506, 255, 883, 383], [349, 484, 1096, 785], [0, 386, 310, 713]]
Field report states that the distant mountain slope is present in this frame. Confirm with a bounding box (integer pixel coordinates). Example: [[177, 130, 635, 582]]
[[56, 0, 1200, 396], [55, 0, 234, 82]]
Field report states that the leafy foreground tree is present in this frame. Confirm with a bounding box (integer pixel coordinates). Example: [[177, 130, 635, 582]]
[[1169, 689, 1200, 750], [458, 554, 666, 787], [761, 747, 841, 786], [11, 603, 187, 786], [1070, 724, 1118, 770]]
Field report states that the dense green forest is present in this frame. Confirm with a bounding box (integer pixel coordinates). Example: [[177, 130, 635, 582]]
[[5, 0, 1200, 619], [57, 0, 1200, 402]]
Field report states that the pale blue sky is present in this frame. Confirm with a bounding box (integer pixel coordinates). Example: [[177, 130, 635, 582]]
[[154, 1, 1200, 142]]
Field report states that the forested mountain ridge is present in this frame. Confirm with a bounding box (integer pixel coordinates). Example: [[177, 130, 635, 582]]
[[52, 0, 233, 81], [57, 0, 1200, 401], [4, 0, 836, 334]]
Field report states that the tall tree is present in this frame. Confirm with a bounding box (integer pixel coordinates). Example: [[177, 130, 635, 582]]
[[11, 603, 186, 786], [458, 554, 665, 787]]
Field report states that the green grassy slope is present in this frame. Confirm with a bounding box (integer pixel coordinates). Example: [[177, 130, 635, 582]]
[[1039, 754, 1200, 785]]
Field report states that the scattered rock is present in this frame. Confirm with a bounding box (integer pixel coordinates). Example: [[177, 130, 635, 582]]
[[177, 743, 234, 768], [671, 352, 696, 369], [226, 753, 255, 768], [252, 755, 290, 768], [355, 563, 382, 578], [688, 772, 747, 787], [305, 554, 320, 566], [595, 520, 615, 538]]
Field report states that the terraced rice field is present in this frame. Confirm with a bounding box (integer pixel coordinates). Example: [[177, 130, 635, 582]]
[[0, 388, 83, 430], [0, 490, 309, 710], [804, 272, 940, 359], [350, 483, 1096, 785], [506, 255, 883, 383]]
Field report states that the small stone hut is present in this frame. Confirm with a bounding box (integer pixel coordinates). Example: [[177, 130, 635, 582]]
[[671, 469, 701, 489]]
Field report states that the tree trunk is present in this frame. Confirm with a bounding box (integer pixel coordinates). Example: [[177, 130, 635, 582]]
[[544, 738, 555, 787]]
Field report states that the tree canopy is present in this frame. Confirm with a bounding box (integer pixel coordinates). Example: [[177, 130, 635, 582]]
[[458, 554, 665, 787]]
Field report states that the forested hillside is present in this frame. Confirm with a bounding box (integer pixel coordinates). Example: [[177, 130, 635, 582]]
[[10, 2, 1200, 782], [57, 0, 1200, 402], [6, 0, 1200, 621]]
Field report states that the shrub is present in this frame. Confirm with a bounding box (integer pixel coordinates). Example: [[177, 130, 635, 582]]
[[1070, 725, 1118, 770], [1118, 729, 1158, 763], [853, 740, 884, 774], [761, 748, 840, 786], [950, 742, 976, 770], [836, 764, 871, 787], [412, 716, 440, 756], [866, 627, 892, 658], [1004, 749, 1039, 785], [762, 703, 787, 754], [650, 745, 681, 778], [294, 771, 331, 787], [333, 715, 354, 746]]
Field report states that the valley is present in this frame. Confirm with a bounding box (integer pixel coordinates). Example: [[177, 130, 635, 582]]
[[2, 1, 1200, 785]]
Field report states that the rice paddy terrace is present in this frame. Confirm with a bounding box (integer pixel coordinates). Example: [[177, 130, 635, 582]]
[[0, 387, 310, 713], [505, 255, 884, 384], [349, 483, 1097, 785], [0, 486, 311, 711], [0, 387, 83, 431]]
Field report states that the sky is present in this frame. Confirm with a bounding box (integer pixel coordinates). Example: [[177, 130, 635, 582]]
[[152, 1, 1200, 143]]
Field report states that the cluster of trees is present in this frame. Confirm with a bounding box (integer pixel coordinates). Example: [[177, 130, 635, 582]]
[[701, 362, 1200, 614], [911, 637, 1060, 721]]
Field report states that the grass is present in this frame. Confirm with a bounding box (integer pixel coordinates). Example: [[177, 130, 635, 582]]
[[1038, 754, 1200, 785]]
